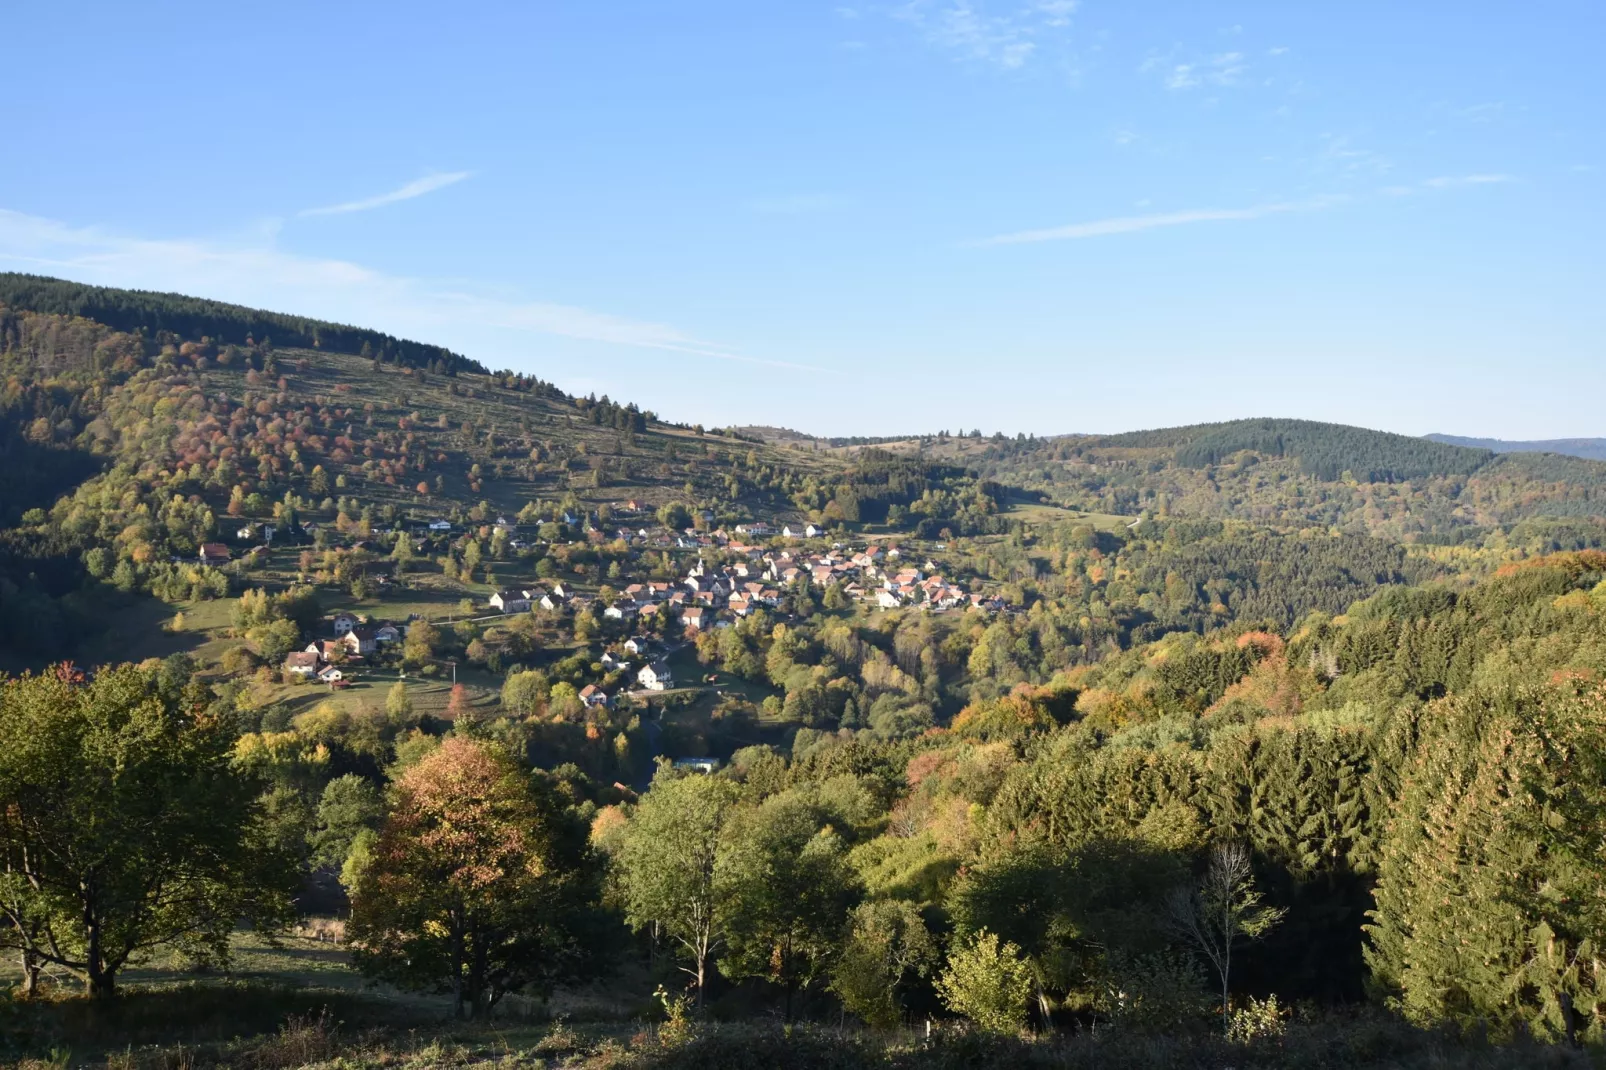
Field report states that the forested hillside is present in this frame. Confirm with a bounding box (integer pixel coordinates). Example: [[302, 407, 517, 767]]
[[0, 272, 483, 374], [7, 549, 1606, 1065], [905, 417, 1606, 541], [0, 283, 1007, 666]]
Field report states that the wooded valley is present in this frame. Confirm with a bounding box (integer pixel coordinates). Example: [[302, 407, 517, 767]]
[[3, 276, 1606, 1068]]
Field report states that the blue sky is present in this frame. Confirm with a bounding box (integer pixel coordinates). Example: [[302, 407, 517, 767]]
[[3, 1, 1602, 438]]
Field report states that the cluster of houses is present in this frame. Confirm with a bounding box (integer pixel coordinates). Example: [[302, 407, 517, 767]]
[[486, 524, 1009, 634], [488, 581, 586, 615], [282, 611, 406, 684], [574, 637, 675, 710]]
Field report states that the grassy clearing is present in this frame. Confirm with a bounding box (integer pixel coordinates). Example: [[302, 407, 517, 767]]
[[1002, 501, 1134, 531]]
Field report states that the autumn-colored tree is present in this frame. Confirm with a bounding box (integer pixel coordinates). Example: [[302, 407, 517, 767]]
[[348, 738, 603, 1018], [403, 620, 437, 667]]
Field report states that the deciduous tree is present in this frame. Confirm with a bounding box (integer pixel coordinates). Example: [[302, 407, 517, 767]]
[[0, 665, 295, 997], [348, 737, 602, 1018]]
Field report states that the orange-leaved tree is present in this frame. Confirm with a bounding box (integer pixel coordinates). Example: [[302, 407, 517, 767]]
[[348, 736, 603, 1018]]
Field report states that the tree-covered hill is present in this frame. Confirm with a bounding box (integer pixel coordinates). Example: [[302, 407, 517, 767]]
[[910, 418, 1606, 540], [1098, 417, 1493, 482], [1428, 431, 1606, 462], [0, 272, 483, 375]]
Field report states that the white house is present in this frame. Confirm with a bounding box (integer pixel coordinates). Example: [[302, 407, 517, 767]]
[[342, 628, 378, 657], [427, 518, 452, 532], [332, 612, 360, 636], [579, 684, 612, 708], [284, 651, 321, 678], [638, 660, 673, 691], [490, 589, 531, 613]]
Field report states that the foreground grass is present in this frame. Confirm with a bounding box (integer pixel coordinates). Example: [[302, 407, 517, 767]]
[[5, 1002, 1602, 1070], [3, 932, 1599, 1069]]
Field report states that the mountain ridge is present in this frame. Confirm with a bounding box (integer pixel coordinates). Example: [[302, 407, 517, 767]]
[[1425, 432, 1606, 462]]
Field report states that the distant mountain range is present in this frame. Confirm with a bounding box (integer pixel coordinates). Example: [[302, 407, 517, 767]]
[[1425, 434, 1606, 462]]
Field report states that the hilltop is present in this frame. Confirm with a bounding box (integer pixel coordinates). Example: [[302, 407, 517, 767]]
[[1426, 431, 1606, 462], [873, 417, 1606, 542]]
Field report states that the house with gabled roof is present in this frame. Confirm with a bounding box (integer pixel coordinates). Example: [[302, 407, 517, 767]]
[[638, 660, 673, 691], [342, 628, 378, 656], [490, 589, 531, 613], [284, 651, 321, 677]]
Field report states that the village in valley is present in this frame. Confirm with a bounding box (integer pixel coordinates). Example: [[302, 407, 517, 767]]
[[207, 497, 1018, 755]]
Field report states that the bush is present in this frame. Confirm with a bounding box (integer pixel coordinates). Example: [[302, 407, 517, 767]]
[[1227, 994, 1288, 1045], [1098, 950, 1212, 1035], [934, 931, 1034, 1035]]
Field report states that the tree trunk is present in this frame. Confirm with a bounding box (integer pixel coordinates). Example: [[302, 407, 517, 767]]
[[450, 917, 467, 1020], [782, 938, 794, 1024], [19, 949, 40, 998], [87, 960, 116, 999], [85, 910, 115, 999]]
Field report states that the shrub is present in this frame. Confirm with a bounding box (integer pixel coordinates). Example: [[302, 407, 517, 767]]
[[1227, 994, 1288, 1045], [934, 930, 1034, 1035]]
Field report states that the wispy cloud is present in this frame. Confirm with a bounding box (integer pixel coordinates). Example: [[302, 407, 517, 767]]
[[1142, 46, 1251, 91], [1310, 134, 1393, 179], [1381, 174, 1516, 198], [975, 196, 1346, 245], [299, 171, 473, 217], [891, 0, 1079, 71], [979, 171, 1517, 246], [0, 207, 819, 372]]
